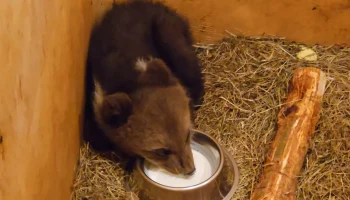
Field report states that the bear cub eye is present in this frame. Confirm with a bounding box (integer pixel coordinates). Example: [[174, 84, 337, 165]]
[[153, 148, 171, 157]]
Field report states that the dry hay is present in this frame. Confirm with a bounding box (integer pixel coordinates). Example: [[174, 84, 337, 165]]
[[72, 35, 350, 200]]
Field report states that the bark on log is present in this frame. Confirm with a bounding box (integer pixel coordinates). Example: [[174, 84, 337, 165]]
[[250, 67, 327, 200]]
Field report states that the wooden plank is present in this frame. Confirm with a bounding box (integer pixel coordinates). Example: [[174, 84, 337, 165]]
[[92, 0, 350, 46], [0, 1, 92, 199]]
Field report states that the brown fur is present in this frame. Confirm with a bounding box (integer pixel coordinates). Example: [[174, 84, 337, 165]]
[[83, 1, 204, 175], [93, 59, 195, 174]]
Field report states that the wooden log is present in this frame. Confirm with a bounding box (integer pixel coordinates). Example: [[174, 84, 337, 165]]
[[250, 67, 327, 200], [0, 1, 92, 200]]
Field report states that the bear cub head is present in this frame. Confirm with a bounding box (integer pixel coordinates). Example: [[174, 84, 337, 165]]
[[93, 58, 196, 175]]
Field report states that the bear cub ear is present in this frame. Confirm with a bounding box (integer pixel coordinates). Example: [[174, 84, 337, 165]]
[[136, 58, 177, 87], [100, 92, 132, 128]]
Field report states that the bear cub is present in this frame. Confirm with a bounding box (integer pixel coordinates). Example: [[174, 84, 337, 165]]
[[84, 0, 205, 175]]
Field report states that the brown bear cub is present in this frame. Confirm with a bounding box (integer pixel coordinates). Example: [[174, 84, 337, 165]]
[[83, 1, 204, 175]]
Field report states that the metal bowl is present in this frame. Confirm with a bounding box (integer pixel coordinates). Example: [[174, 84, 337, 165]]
[[131, 130, 239, 200]]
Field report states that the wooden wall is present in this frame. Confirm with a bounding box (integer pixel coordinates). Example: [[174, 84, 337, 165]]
[[93, 0, 350, 46], [0, 1, 92, 200]]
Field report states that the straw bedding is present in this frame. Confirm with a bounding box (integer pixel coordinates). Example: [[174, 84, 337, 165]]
[[72, 35, 350, 200]]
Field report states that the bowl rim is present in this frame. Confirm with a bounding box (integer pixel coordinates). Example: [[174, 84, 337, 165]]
[[136, 129, 225, 191], [221, 147, 240, 200]]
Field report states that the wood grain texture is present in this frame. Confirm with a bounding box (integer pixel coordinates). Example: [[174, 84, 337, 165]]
[[92, 0, 350, 46], [0, 1, 92, 200], [250, 67, 327, 200]]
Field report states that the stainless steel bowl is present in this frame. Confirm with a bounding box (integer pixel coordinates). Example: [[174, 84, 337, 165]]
[[131, 130, 239, 200]]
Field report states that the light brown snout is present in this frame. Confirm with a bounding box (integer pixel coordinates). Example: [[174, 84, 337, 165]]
[[162, 145, 195, 175]]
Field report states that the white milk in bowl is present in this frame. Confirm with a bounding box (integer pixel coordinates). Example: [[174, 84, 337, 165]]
[[143, 142, 221, 188]]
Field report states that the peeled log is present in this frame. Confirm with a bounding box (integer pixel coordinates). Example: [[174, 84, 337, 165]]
[[250, 67, 327, 200]]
